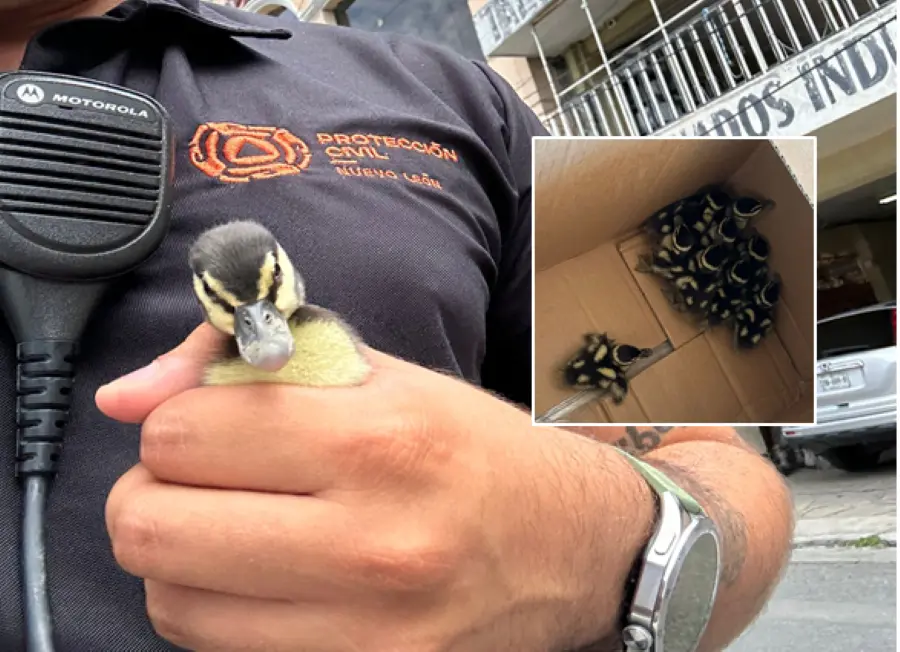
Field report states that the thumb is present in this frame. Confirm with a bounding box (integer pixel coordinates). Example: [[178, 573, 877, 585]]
[[95, 323, 227, 424]]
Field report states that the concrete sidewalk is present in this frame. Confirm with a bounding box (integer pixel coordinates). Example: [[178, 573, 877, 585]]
[[789, 465, 896, 547]]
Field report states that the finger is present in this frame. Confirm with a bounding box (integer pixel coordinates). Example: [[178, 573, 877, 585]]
[[144, 581, 365, 652], [138, 358, 438, 494], [144, 581, 295, 652], [106, 466, 358, 601], [95, 323, 228, 424]]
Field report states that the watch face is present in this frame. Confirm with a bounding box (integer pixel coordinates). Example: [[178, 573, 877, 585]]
[[660, 530, 719, 652]]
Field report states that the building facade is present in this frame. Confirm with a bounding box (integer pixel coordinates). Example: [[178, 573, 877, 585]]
[[462, 0, 896, 314], [220, 0, 896, 314]]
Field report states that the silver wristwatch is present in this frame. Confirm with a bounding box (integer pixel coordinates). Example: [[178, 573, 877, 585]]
[[613, 448, 721, 652]]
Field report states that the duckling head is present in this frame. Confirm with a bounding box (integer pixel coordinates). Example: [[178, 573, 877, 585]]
[[189, 221, 306, 372], [727, 259, 752, 286], [611, 344, 654, 368], [757, 277, 782, 308], [747, 233, 771, 262], [672, 223, 696, 253], [732, 197, 776, 228], [699, 243, 729, 271], [717, 215, 740, 243]]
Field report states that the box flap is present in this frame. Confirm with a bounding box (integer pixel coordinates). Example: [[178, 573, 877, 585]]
[[729, 142, 816, 382], [534, 242, 665, 416], [625, 335, 746, 423], [703, 323, 808, 422], [534, 138, 759, 272], [770, 138, 816, 207]]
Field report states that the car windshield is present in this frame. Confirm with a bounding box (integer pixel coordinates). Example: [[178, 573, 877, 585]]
[[818, 306, 896, 360]]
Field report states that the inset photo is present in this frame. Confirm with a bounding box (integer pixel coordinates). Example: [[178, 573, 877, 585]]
[[533, 137, 816, 425]]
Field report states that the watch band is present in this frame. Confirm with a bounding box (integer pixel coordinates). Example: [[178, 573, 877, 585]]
[[611, 446, 719, 652], [611, 446, 706, 517]]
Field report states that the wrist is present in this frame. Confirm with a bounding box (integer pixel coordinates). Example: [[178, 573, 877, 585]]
[[550, 435, 658, 652]]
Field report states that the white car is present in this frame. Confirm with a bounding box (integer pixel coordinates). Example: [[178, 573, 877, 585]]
[[780, 300, 897, 471]]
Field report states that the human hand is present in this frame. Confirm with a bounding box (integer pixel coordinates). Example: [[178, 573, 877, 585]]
[[97, 324, 653, 652]]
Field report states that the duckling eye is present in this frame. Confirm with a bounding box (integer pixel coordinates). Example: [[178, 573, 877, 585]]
[[201, 278, 214, 296], [273, 262, 283, 284]]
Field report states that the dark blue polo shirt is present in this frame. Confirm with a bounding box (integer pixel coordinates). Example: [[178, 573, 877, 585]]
[[0, 2, 544, 649]]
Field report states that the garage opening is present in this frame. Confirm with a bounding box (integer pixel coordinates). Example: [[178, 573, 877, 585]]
[[818, 174, 896, 321]]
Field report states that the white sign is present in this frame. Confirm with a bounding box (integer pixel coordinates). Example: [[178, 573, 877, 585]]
[[659, 7, 897, 138]]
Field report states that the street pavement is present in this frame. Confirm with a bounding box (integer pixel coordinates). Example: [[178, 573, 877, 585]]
[[789, 462, 896, 546], [728, 547, 896, 652], [726, 461, 897, 651]]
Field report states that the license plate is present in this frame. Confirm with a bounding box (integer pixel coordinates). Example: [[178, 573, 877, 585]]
[[819, 372, 851, 392]]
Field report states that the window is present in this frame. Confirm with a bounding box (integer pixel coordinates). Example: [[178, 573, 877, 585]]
[[818, 303, 897, 360]]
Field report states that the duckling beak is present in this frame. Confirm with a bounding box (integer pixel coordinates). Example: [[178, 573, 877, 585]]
[[233, 300, 295, 372]]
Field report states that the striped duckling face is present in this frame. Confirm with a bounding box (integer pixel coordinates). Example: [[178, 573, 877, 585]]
[[611, 343, 654, 368], [755, 277, 782, 308], [732, 196, 775, 229], [189, 221, 306, 372]]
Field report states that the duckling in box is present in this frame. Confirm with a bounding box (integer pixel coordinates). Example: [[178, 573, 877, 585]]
[[561, 332, 653, 405], [635, 185, 780, 349]]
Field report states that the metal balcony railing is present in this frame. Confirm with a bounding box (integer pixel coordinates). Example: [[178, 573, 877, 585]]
[[540, 0, 895, 136], [473, 0, 552, 56], [220, 0, 329, 20], [294, 0, 333, 20]]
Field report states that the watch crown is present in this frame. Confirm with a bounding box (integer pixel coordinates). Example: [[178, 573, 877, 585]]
[[622, 624, 653, 651]]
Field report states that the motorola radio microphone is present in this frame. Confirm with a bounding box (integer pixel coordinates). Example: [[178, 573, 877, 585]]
[[0, 72, 174, 652]]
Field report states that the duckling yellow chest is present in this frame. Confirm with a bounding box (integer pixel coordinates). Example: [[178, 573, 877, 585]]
[[203, 313, 371, 388]]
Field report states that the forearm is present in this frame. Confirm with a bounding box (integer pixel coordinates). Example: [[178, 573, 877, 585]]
[[559, 426, 793, 652], [643, 440, 794, 651]]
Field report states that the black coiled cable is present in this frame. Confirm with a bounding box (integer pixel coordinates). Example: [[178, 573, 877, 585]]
[[16, 340, 78, 652]]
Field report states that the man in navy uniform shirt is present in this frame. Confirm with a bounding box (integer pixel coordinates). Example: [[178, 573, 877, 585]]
[[0, 1, 793, 650]]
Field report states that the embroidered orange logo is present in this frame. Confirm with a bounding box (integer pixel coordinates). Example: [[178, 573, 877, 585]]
[[188, 122, 312, 183]]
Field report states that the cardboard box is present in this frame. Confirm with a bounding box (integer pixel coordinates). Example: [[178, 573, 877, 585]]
[[533, 138, 816, 425]]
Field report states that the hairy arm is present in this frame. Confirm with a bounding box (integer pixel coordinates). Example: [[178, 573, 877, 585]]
[[564, 425, 794, 652]]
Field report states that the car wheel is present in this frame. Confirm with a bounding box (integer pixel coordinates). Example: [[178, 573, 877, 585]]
[[820, 445, 885, 472], [770, 444, 800, 476]]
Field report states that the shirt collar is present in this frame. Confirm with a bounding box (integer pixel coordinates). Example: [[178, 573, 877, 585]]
[[138, 0, 292, 39]]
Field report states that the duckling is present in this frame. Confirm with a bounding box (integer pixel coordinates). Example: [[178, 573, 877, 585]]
[[728, 196, 776, 229], [695, 185, 732, 230], [607, 373, 631, 405], [699, 214, 741, 248], [698, 186, 732, 214], [562, 332, 617, 391], [662, 242, 725, 311], [750, 274, 782, 309], [734, 306, 775, 349], [735, 230, 771, 279], [700, 258, 753, 328], [665, 273, 718, 315], [640, 198, 684, 238], [733, 275, 781, 349], [678, 197, 713, 237], [687, 242, 730, 276], [188, 221, 371, 387], [635, 223, 697, 279], [606, 342, 653, 405], [561, 334, 652, 404], [610, 342, 654, 368], [704, 287, 735, 328]]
